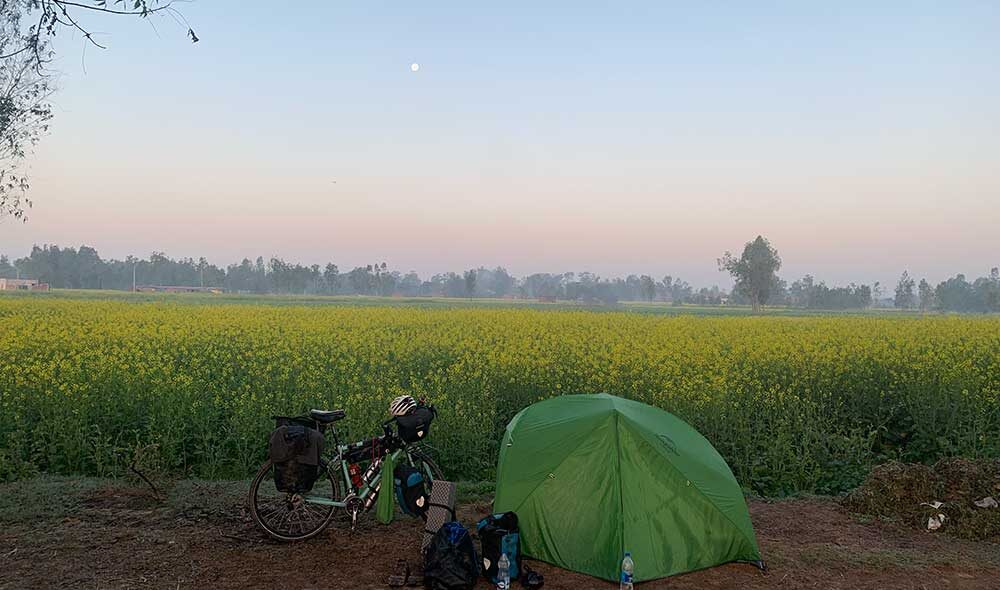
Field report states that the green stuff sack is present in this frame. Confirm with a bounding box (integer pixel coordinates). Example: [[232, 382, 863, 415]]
[[376, 453, 396, 524]]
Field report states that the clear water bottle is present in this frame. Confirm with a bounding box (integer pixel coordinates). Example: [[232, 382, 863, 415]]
[[620, 551, 634, 590], [497, 552, 510, 590]]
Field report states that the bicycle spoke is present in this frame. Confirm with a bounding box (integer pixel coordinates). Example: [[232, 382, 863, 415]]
[[258, 500, 286, 522], [275, 508, 293, 532], [251, 457, 349, 540], [302, 503, 326, 522]]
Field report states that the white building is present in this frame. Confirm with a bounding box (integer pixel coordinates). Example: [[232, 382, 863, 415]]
[[0, 278, 50, 291]]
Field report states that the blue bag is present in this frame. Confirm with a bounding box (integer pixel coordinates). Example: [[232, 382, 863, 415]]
[[393, 463, 428, 518], [476, 512, 521, 582]]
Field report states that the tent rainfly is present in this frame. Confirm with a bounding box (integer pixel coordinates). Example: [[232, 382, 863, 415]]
[[493, 393, 764, 582]]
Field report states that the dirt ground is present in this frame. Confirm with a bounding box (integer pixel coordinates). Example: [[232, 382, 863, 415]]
[[1, 478, 999, 590]]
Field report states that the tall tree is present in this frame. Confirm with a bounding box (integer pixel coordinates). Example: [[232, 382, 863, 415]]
[[323, 263, 339, 293], [934, 274, 979, 312], [917, 278, 934, 311], [718, 235, 782, 313], [988, 268, 1000, 312], [894, 271, 916, 309], [463, 269, 477, 297], [1, 3, 52, 219], [639, 275, 656, 301], [0, 254, 15, 277]]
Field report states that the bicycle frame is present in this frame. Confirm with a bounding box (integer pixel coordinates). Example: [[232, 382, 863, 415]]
[[300, 423, 420, 509], [301, 447, 406, 508], [251, 411, 440, 540]]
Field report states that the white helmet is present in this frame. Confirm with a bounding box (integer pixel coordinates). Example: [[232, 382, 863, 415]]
[[389, 395, 418, 417]]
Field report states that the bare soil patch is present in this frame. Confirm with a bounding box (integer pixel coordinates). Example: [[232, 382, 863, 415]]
[[1, 479, 998, 589]]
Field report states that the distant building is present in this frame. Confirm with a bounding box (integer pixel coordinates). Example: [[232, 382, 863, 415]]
[[0, 278, 50, 292], [135, 285, 223, 294]]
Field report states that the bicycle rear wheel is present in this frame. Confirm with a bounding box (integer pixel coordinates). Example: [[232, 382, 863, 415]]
[[248, 459, 343, 542]]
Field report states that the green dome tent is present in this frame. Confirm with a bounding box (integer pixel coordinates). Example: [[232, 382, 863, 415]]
[[493, 393, 763, 582]]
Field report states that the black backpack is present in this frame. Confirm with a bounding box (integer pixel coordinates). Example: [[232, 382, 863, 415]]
[[394, 464, 429, 518], [476, 512, 521, 583], [423, 522, 479, 590]]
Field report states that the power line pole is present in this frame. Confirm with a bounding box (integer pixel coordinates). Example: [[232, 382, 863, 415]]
[[132, 262, 137, 292]]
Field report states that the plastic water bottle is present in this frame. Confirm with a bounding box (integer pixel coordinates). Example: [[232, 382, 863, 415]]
[[497, 552, 510, 590], [620, 551, 634, 590]]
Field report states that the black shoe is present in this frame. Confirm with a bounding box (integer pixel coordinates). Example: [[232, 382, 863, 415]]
[[519, 563, 544, 588]]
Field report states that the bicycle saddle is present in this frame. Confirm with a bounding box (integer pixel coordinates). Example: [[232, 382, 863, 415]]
[[309, 409, 346, 423]]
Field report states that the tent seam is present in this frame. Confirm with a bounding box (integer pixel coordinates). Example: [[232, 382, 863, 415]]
[[506, 429, 599, 516], [614, 408, 625, 574], [503, 405, 610, 515], [623, 415, 760, 559]]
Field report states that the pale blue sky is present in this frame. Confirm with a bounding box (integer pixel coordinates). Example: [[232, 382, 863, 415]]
[[2, 1, 998, 285]]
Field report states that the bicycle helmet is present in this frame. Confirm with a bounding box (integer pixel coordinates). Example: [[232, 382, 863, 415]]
[[389, 395, 418, 417]]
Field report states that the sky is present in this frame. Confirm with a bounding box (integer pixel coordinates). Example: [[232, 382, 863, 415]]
[[1, 1, 998, 287]]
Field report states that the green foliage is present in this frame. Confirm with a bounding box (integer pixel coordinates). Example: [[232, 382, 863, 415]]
[[718, 235, 782, 312], [894, 271, 916, 309], [1, 296, 998, 497]]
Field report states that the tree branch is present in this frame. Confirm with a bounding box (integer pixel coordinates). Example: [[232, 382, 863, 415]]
[[51, 0, 175, 17], [0, 45, 32, 60], [55, 2, 108, 50]]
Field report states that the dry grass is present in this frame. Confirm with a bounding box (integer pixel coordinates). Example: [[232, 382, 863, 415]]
[[844, 458, 1000, 541]]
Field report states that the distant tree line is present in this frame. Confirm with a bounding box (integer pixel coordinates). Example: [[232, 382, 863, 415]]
[[892, 269, 1000, 313], [1, 244, 997, 313], [0, 245, 735, 304]]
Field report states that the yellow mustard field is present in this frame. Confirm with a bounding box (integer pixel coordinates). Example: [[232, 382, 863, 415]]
[[1, 296, 998, 495]]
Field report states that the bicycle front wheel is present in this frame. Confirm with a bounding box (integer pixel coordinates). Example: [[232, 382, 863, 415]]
[[407, 446, 445, 482], [248, 459, 343, 542]]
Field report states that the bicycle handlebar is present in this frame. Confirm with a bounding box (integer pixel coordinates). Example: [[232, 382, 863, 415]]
[[379, 417, 405, 451]]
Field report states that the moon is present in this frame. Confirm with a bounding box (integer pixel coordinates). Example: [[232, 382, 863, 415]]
[[410, 63, 420, 72]]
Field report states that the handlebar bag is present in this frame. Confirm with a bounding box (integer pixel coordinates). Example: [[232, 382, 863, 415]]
[[396, 405, 435, 443]]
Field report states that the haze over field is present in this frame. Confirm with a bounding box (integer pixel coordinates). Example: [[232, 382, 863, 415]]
[[1, 2, 997, 286]]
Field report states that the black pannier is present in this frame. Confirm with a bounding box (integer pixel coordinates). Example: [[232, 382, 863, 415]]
[[269, 416, 324, 493], [395, 404, 436, 443], [393, 463, 429, 518], [273, 460, 319, 494]]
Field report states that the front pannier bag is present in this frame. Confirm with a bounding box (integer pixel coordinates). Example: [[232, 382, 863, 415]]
[[268, 417, 324, 493], [393, 463, 429, 518], [395, 404, 435, 443]]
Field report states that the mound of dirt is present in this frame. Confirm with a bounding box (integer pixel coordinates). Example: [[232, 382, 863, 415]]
[[844, 458, 1000, 541]]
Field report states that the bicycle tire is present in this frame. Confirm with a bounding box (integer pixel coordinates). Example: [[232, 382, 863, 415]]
[[248, 459, 344, 542]]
